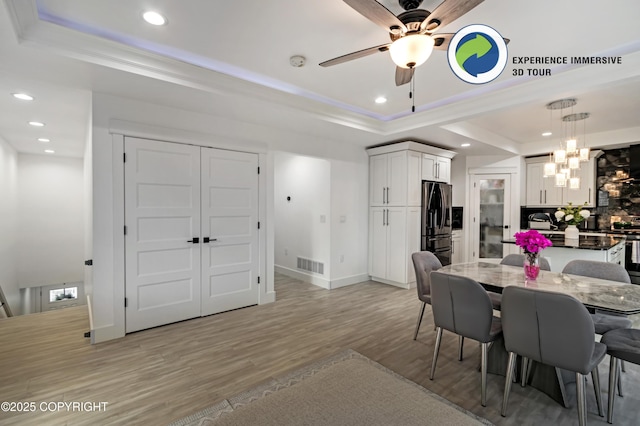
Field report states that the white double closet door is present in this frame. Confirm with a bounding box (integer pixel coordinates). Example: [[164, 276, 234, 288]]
[[124, 137, 259, 333]]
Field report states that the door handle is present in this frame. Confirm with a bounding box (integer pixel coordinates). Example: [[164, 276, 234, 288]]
[[187, 237, 200, 244], [203, 237, 218, 243]]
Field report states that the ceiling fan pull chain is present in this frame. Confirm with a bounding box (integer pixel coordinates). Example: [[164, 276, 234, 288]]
[[411, 73, 416, 112]]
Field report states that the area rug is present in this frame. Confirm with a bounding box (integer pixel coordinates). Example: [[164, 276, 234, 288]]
[[169, 349, 493, 426]]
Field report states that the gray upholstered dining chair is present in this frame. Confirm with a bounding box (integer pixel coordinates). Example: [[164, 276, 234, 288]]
[[561, 260, 632, 334], [601, 328, 640, 424], [411, 251, 443, 340], [487, 254, 551, 310], [501, 286, 606, 426], [429, 271, 502, 407], [562, 259, 632, 395]]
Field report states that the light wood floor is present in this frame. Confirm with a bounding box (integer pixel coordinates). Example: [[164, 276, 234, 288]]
[[2, 274, 640, 425]]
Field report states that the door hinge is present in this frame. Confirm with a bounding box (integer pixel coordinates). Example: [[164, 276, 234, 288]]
[[124, 225, 127, 235], [123, 153, 127, 163], [124, 298, 128, 308], [257, 166, 260, 174], [257, 221, 260, 229], [257, 276, 260, 284]]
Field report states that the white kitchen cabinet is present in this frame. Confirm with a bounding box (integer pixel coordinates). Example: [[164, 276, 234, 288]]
[[451, 230, 463, 264], [421, 153, 451, 183], [367, 142, 455, 288], [369, 206, 408, 284], [369, 151, 406, 206], [525, 162, 563, 206], [525, 154, 599, 207], [563, 158, 596, 207]]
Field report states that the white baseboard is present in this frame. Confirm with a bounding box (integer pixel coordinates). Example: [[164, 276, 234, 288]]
[[260, 291, 276, 304], [91, 324, 125, 344], [275, 265, 331, 289], [369, 276, 413, 290], [275, 266, 369, 290], [329, 273, 370, 289]]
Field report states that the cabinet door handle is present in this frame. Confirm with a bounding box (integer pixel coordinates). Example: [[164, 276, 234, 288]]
[[540, 190, 542, 204], [386, 187, 390, 204], [382, 209, 386, 226], [544, 190, 547, 204], [589, 188, 592, 204]]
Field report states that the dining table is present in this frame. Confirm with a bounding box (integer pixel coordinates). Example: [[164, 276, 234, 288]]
[[437, 261, 640, 407]]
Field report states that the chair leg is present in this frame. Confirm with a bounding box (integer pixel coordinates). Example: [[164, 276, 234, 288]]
[[521, 357, 529, 387], [576, 372, 587, 426], [481, 342, 488, 407], [501, 351, 517, 417], [430, 327, 443, 380], [621, 360, 626, 373], [608, 357, 619, 424], [555, 367, 570, 408], [413, 302, 426, 340], [617, 361, 623, 397], [592, 366, 604, 417], [458, 335, 464, 361]]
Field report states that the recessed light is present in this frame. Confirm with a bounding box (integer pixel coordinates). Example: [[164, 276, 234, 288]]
[[29, 121, 45, 127], [542, 132, 552, 137], [143, 11, 167, 26], [375, 96, 387, 104], [12, 93, 34, 101], [461, 143, 471, 147], [44, 149, 55, 154], [38, 138, 50, 143]]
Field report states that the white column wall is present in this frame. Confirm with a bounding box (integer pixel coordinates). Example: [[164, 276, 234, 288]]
[[16, 154, 85, 289], [0, 137, 19, 316]]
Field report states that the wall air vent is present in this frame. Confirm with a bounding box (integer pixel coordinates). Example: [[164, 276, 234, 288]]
[[297, 257, 324, 275]]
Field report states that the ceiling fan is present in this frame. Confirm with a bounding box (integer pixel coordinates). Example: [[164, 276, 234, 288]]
[[320, 0, 486, 86]]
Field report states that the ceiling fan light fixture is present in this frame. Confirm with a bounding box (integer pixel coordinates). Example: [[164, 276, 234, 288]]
[[389, 34, 434, 69]]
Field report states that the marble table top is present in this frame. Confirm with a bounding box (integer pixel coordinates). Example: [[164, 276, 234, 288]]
[[439, 262, 640, 315], [502, 234, 624, 250]]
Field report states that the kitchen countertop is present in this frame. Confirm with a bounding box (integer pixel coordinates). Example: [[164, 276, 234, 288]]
[[503, 234, 625, 250]]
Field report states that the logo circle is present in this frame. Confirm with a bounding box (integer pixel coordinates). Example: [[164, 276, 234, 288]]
[[447, 24, 508, 84]]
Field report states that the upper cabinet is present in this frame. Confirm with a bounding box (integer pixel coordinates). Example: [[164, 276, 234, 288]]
[[525, 152, 601, 207], [421, 154, 451, 183], [525, 162, 563, 206], [367, 142, 456, 208]]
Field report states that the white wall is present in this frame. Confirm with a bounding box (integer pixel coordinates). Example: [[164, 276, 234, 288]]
[[17, 154, 85, 289], [274, 153, 331, 285], [0, 137, 19, 316], [90, 92, 371, 342], [329, 158, 368, 285]]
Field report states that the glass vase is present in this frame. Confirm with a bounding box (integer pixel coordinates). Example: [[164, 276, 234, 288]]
[[524, 252, 540, 280]]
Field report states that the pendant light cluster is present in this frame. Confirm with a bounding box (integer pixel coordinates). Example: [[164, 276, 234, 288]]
[[543, 99, 591, 189]]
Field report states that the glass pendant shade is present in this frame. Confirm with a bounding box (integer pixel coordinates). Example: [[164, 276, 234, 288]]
[[554, 149, 566, 163], [566, 139, 577, 153], [569, 177, 580, 189], [568, 156, 580, 170], [543, 162, 556, 177], [389, 34, 434, 69], [579, 147, 590, 162], [555, 173, 567, 187]]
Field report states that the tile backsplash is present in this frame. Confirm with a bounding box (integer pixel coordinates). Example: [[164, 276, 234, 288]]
[[595, 147, 640, 228]]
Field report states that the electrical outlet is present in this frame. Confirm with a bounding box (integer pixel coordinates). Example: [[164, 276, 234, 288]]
[[340, 255, 344, 263], [320, 215, 326, 223]]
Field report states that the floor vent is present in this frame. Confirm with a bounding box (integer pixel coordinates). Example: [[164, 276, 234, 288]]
[[297, 257, 324, 275]]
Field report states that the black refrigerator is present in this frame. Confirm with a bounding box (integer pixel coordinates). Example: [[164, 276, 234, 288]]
[[421, 180, 453, 266]]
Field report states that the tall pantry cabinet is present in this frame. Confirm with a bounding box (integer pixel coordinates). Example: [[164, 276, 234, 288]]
[[367, 142, 455, 289]]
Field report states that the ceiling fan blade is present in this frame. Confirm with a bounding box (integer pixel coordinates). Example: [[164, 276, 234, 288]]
[[319, 43, 391, 67], [344, 0, 408, 33], [395, 67, 414, 86], [420, 0, 484, 33]]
